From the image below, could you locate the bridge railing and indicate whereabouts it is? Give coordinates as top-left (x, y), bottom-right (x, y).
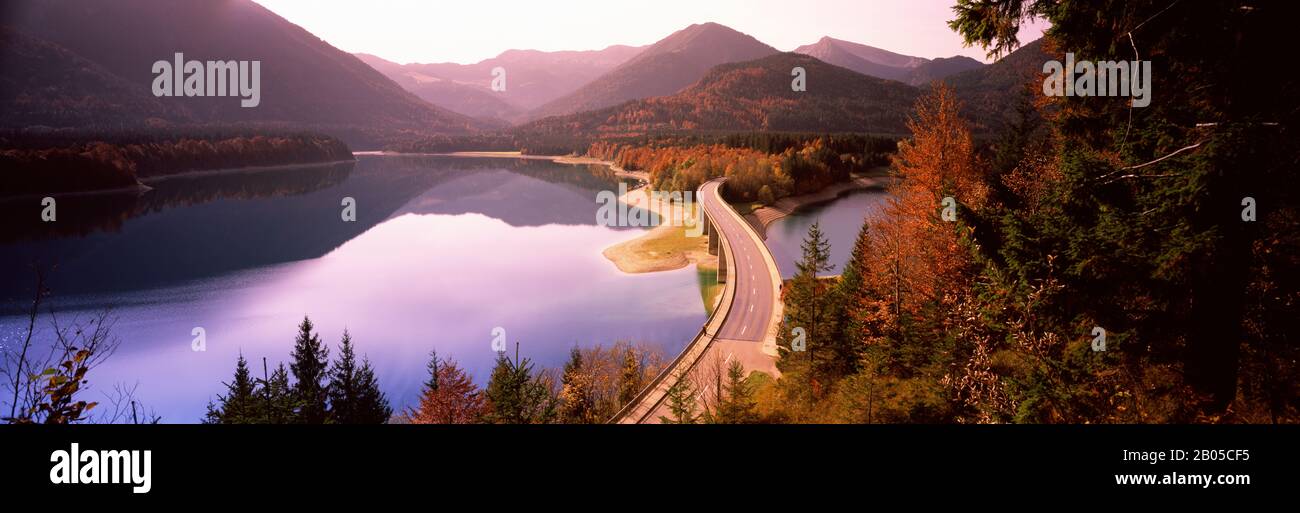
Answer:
top-left (608, 178), bottom-right (738, 424)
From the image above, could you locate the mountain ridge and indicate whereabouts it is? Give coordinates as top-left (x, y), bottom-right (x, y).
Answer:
top-left (527, 22), bottom-right (779, 120)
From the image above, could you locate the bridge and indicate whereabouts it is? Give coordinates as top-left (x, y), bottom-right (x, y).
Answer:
top-left (610, 178), bottom-right (782, 424)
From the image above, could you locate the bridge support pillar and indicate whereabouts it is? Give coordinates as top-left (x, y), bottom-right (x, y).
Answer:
top-left (716, 236), bottom-right (727, 284)
top-left (707, 220), bottom-right (719, 256)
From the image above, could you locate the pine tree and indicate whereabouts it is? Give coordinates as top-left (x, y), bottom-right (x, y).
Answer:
top-left (406, 351), bottom-right (485, 424)
top-left (484, 350), bottom-right (556, 424)
top-left (780, 222), bottom-right (835, 377)
top-left (327, 330), bottom-right (391, 424)
top-left (559, 347), bottom-right (595, 424)
top-left (204, 354), bottom-right (260, 424)
top-left (658, 373), bottom-right (699, 424)
top-left (827, 221), bottom-right (875, 376)
top-left (715, 360), bottom-right (757, 424)
top-left (289, 316), bottom-right (329, 423)
top-left (351, 357), bottom-right (391, 423)
top-left (260, 362), bottom-right (297, 424)
top-left (617, 347), bottom-right (643, 407)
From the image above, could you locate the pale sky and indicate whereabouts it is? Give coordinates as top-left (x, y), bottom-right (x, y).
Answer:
top-left (254, 0), bottom-right (1047, 65)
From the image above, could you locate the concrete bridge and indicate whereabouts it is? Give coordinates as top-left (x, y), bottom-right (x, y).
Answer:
top-left (610, 178), bottom-right (782, 424)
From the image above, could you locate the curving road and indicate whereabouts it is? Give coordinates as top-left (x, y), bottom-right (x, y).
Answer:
top-left (699, 180), bottom-right (774, 342)
top-left (611, 178), bottom-right (780, 424)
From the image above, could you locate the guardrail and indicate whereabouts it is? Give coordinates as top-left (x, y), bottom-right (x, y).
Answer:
top-left (608, 178), bottom-right (738, 424)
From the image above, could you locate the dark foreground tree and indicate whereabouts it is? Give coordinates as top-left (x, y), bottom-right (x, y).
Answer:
top-left (484, 350), bottom-right (556, 424)
top-left (204, 354), bottom-right (260, 424)
top-left (327, 330), bottom-right (391, 424)
top-left (289, 316), bottom-right (329, 423)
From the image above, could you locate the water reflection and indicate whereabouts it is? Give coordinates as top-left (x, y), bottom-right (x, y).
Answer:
top-left (0, 156), bottom-right (699, 422)
top-left (766, 190), bottom-right (890, 279)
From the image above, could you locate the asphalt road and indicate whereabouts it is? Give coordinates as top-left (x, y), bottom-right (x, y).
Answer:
top-left (699, 180), bottom-right (773, 342)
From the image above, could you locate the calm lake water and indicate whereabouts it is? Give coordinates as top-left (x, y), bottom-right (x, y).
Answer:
top-left (766, 190), bottom-right (890, 279)
top-left (0, 156), bottom-right (707, 422)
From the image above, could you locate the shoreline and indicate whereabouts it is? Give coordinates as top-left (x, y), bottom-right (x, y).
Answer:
top-left (744, 169), bottom-right (894, 238)
top-left (355, 150), bottom-right (647, 180)
top-left (0, 158), bottom-right (357, 203)
top-left (141, 158), bottom-right (357, 185)
top-left (600, 183), bottom-right (716, 274)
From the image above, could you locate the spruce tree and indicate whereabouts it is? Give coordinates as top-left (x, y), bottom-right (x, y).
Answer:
top-left (559, 347), bottom-right (595, 424)
top-left (715, 360), bottom-right (758, 424)
top-left (780, 222), bottom-right (835, 376)
top-left (658, 373), bottom-right (700, 424)
top-left (327, 329), bottom-right (392, 424)
top-left (260, 362), bottom-right (297, 424)
top-left (484, 350), bottom-right (556, 424)
top-left (289, 316), bottom-right (329, 423)
top-left (617, 347), bottom-right (643, 407)
top-left (204, 354), bottom-right (260, 424)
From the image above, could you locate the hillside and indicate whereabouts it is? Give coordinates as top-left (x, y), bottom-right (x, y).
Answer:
top-left (355, 53), bottom-right (520, 124)
top-left (0, 27), bottom-right (182, 128)
top-left (904, 55), bottom-right (984, 86)
top-left (794, 36), bottom-right (986, 87)
top-left (938, 39), bottom-right (1050, 132)
top-left (0, 0), bottom-right (479, 146)
top-left (402, 45), bottom-right (645, 114)
top-left (518, 53), bottom-right (918, 136)
top-left (793, 36), bottom-right (921, 82)
top-left (528, 23), bottom-right (778, 120)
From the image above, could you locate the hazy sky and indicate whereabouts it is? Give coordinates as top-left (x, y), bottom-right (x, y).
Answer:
top-left (254, 0), bottom-right (1047, 65)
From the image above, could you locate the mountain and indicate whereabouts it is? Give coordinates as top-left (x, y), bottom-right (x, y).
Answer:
top-left (0, 0), bottom-right (479, 146)
top-left (519, 53), bottom-right (918, 135)
top-left (375, 45), bottom-right (645, 119)
top-left (528, 23), bottom-right (779, 120)
top-left (794, 36), bottom-right (920, 82)
top-left (355, 53), bottom-right (521, 124)
top-left (938, 39), bottom-right (1050, 132)
top-left (904, 55), bottom-right (985, 86)
top-left (794, 36), bottom-right (985, 86)
top-left (0, 26), bottom-right (182, 127)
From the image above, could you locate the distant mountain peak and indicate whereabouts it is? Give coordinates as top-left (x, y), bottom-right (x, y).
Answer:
top-left (527, 22), bottom-right (778, 120)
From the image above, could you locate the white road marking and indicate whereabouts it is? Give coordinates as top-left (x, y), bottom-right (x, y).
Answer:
top-left (749, 304), bottom-right (754, 312)
top-left (740, 325), bottom-right (747, 336)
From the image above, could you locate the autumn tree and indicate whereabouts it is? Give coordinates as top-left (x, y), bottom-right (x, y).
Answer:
top-left (559, 347), bottom-right (597, 424)
top-left (406, 351), bottom-right (485, 424)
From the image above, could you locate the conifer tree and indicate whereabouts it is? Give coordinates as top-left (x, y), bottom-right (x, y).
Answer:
top-left (779, 222), bottom-right (836, 377)
top-left (658, 373), bottom-right (700, 424)
top-left (484, 350), bottom-right (556, 424)
top-left (203, 354), bottom-right (260, 424)
top-left (617, 347), bottom-right (643, 407)
top-left (715, 360), bottom-right (758, 424)
top-left (407, 351), bottom-right (485, 424)
top-left (289, 316), bottom-right (329, 423)
top-left (260, 362), bottom-right (297, 424)
top-left (327, 330), bottom-right (391, 424)
top-left (559, 347), bottom-right (596, 424)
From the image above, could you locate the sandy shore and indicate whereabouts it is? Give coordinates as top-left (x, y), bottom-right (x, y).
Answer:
top-left (600, 184), bottom-right (716, 274)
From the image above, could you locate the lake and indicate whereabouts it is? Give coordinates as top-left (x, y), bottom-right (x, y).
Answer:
top-left (765, 190), bottom-right (891, 279)
top-left (0, 155), bottom-right (708, 422)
